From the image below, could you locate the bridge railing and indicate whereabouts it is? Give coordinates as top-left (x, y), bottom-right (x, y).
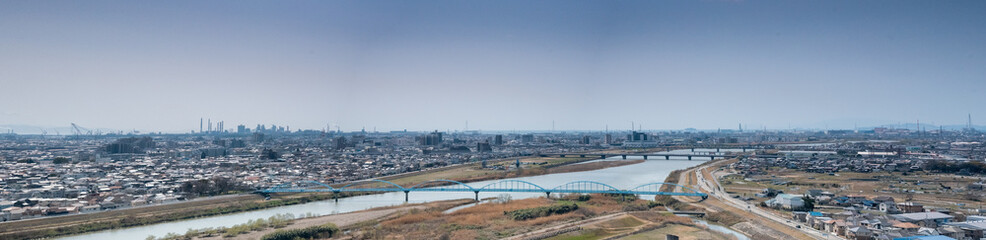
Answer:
top-left (258, 179), bottom-right (708, 199)
top-left (408, 179), bottom-right (477, 192)
top-left (477, 180), bottom-right (548, 193)
top-left (337, 179), bottom-right (405, 192)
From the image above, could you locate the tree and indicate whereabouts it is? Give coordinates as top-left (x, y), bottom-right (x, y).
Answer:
top-left (52, 157), bottom-right (71, 164)
top-left (802, 196), bottom-right (816, 212)
top-left (495, 193), bottom-right (512, 203)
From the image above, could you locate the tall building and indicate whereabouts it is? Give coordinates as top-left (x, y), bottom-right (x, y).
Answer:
top-left (418, 131), bottom-right (444, 145)
top-left (627, 131), bottom-right (648, 141)
top-left (335, 136), bottom-right (348, 149)
top-left (237, 125), bottom-right (248, 134)
top-left (624, 131), bottom-right (658, 148)
top-left (494, 135), bottom-right (504, 145)
top-left (582, 136), bottom-right (591, 144)
top-left (605, 134), bottom-right (612, 144)
top-left (520, 134), bottom-right (534, 143)
top-left (477, 142), bottom-right (492, 152)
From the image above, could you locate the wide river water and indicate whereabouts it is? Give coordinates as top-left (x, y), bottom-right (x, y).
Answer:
top-left (62, 149), bottom-right (741, 240)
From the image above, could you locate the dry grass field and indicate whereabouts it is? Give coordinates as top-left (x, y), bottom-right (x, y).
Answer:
top-left (343, 193), bottom-right (661, 240)
top-left (720, 167), bottom-right (985, 212)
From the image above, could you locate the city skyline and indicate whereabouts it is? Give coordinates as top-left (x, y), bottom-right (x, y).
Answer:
top-left (2, 117), bottom-right (984, 135)
top-left (2, 1), bottom-right (985, 133)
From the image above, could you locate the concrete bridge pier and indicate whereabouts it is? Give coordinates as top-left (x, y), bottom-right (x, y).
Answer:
top-left (580, 154), bottom-right (585, 158)
top-left (560, 155), bottom-right (566, 158)
top-left (622, 155), bottom-right (627, 159)
top-left (600, 155), bottom-right (606, 159)
top-left (546, 192), bottom-right (551, 199)
top-left (474, 191), bottom-right (480, 201)
top-left (716, 148), bottom-right (720, 152)
top-left (643, 155), bottom-right (648, 160)
top-left (710, 156), bottom-right (715, 160)
top-left (333, 191), bottom-right (339, 202)
top-left (404, 191), bottom-right (409, 202)
top-left (691, 148), bottom-right (694, 152)
top-left (665, 156), bottom-right (670, 160)
top-left (687, 156), bottom-right (692, 160)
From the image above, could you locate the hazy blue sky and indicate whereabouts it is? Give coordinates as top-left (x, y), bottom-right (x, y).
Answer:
top-left (1, 1), bottom-right (984, 133)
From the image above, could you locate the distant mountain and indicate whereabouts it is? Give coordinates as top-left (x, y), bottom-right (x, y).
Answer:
top-left (859, 123), bottom-right (986, 131)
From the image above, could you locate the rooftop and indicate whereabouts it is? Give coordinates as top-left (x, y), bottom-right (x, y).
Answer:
top-left (891, 212), bottom-right (954, 221)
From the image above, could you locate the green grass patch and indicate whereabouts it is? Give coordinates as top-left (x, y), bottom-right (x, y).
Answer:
top-left (260, 223), bottom-right (339, 240)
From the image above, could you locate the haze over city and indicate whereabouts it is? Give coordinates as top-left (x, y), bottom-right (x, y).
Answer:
top-left (5, 1), bottom-right (986, 240)
top-left (2, 0), bottom-right (985, 133)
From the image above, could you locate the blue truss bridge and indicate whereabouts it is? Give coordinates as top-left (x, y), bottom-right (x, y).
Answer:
top-left (257, 179), bottom-right (707, 202)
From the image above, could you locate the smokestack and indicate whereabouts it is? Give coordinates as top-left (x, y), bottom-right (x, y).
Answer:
top-left (200, 118), bottom-right (203, 133)
top-left (208, 118), bottom-right (212, 133)
top-left (969, 113), bottom-right (974, 130)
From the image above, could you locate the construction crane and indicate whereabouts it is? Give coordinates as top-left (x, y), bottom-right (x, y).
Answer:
top-left (71, 123), bottom-right (92, 135)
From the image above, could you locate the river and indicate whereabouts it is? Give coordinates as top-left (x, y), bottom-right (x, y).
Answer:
top-left (61, 149), bottom-right (740, 240)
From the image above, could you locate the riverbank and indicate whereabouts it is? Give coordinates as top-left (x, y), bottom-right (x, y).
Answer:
top-left (0, 193), bottom-right (336, 240)
top-left (0, 155), bottom-right (625, 240)
top-left (337, 193), bottom-right (671, 239)
top-left (63, 149), bottom-right (715, 240)
top-left (146, 198), bottom-right (476, 240)
top-left (673, 158), bottom-right (817, 240)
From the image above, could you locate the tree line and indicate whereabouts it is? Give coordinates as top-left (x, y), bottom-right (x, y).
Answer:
top-left (924, 160), bottom-right (986, 175)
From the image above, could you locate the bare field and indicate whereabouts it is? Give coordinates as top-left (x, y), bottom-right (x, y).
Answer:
top-left (721, 167), bottom-right (985, 212)
top-left (621, 223), bottom-right (734, 240)
top-left (343, 194), bottom-right (663, 240)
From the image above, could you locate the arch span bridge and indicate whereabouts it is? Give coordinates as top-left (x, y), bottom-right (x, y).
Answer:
top-left (257, 179), bottom-right (707, 202)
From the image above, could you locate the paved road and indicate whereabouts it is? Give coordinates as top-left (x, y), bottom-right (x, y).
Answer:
top-left (694, 165), bottom-right (843, 240)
